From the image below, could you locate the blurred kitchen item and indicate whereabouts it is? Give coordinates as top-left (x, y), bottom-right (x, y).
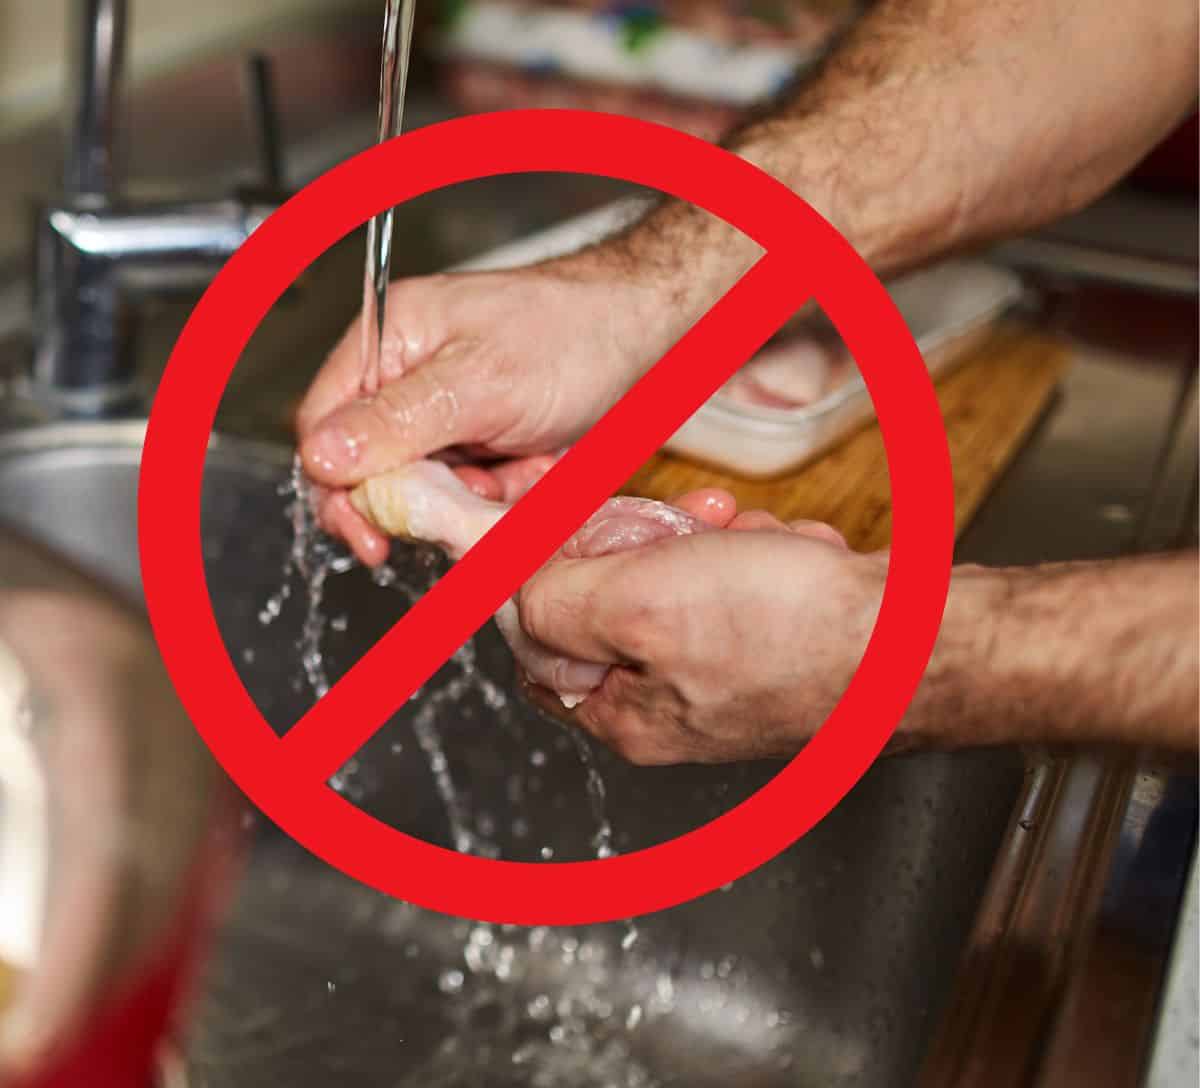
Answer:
top-left (431, 0), bottom-right (863, 140)
top-left (0, 524), bottom-right (235, 1088)
top-left (238, 52), bottom-right (288, 202)
top-left (629, 327), bottom-right (1073, 556)
top-left (456, 196), bottom-right (1025, 477)
top-left (0, 641), bottom-right (45, 984)
top-left (666, 259), bottom-right (1025, 477)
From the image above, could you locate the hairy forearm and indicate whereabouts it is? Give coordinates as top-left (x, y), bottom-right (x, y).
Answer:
top-left (911, 552), bottom-right (1199, 751)
top-left (584, 0), bottom-right (1198, 334)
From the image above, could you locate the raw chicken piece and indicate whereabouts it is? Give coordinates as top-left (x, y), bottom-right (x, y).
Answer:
top-left (720, 336), bottom-right (834, 410)
top-left (350, 461), bottom-right (713, 707)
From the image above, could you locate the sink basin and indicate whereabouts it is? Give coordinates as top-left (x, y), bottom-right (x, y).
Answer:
top-left (0, 421), bottom-right (1025, 1087)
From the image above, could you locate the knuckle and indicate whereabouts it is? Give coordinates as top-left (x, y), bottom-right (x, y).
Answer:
top-left (372, 384), bottom-right (417, 432)
top-left (372, 370), bottom-right (457, 437)
top-left (414, 368), bottom-right (461, 428)
top-left (517, 578), bottom-right (575, 648)
top-left (613, 593), bottom-right (672, 662)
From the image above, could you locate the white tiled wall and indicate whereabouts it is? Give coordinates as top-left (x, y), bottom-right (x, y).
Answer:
top-left (0, 0), bottom-right (367, 126)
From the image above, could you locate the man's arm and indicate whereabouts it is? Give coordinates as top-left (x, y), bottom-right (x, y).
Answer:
top-left (519, 509), bottom-right (1198, 763)
top-left (586, 0), bottom-right (1199, 331)
top-left (915, 552), bottom-right (1199, 752)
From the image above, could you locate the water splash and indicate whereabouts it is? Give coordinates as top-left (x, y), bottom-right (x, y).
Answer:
top-left (267, 455), bottom-right (356, 704)
top-left (409, 922), bottom-right (671, 1088)
top-left (256, 458), bottom-right (671, 1079)
top-left (568, 729), bottom-right (639, 950)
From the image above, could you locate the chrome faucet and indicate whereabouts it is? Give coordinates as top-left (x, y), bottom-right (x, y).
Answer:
top-left (31, 0), bottom-right (283, 416)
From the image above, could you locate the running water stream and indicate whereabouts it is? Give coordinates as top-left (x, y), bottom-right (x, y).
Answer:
top-left (360, 0), bottom-right (418, 397)
top-left (252, 2), bottom-right (647, 1074)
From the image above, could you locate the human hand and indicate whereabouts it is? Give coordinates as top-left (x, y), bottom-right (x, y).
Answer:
top-left (516, 501), bottom-right (885, 765)
top-left (295, 257), bottom-right (676, 565)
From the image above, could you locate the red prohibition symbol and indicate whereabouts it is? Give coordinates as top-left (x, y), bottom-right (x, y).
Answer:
top-left (139, 110), bottom-right (955, 926)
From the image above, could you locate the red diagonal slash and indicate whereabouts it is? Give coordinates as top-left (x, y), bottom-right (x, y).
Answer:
top-left (280, 253), bottom-right (809, 783)
top-left (140, 111), bottom-right (953, 923)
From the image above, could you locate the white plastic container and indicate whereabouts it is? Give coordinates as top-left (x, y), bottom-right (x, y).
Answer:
top-left (454, 199), bottom-right (1025, 477)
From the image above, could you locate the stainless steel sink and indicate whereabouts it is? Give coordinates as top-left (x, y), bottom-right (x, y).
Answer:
top-left (0, 421), bottom-right (1025, 1087)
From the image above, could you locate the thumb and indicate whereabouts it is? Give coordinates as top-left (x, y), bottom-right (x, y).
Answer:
top-left (296, 276), bottom-right (449, 438)
top-left (299, 342), bottom-right (507, 487)
top-left (517, 552), bottom-right (640, 667)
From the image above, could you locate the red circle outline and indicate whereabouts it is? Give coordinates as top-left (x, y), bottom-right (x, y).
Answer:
top-left (139, 111), bottom-right (954, 925)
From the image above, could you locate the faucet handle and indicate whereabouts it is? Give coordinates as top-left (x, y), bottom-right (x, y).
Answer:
top-left (238, 51), bottom-right (289, 204)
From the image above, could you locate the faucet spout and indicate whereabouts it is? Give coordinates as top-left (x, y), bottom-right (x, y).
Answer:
top-left (32, 199), bottom-right (274, 415)
top-left (65, 0), bottom-right (128, 202)
top-left (45, 202), bottom-right (275, 263)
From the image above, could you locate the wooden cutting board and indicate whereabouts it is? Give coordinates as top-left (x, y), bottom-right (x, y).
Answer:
top-left (624, 324), bottom-right (1073, 553)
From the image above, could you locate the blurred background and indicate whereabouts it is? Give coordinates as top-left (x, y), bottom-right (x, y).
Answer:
top-left (0, 0), bottom-right (1191, 424)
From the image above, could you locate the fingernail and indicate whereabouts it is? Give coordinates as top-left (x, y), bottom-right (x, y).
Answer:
top-left (555, 660), bottom-right (608, 698)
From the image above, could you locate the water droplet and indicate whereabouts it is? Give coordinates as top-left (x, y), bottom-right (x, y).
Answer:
top-left (512, 1042), bottom-right (537, 1065)
top-left (494, 945), bottom-right (516, 981)
top-left (372, 564), bottom-right (398, 587)
top-left (437, 969), bottom-right (465, 994)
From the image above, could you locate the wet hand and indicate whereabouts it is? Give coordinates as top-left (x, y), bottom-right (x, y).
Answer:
top-left (517, 503), bottom-right (886, 765)
top-left (295, 261), bottom-right (667, 565)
